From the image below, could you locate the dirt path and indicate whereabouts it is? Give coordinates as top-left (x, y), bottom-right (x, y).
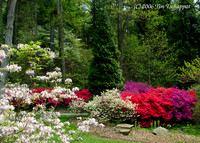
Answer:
top-left (70, 119), bottom-right (200, 143)
top-left (92, 125), bottom-right (200, 143)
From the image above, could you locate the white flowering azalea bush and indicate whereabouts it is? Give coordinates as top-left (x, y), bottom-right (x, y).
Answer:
top-left (0, 84), bottom-right (103, 142)
top-left (71, 89), bottom-right (138, 123)
top-left (0, 43), bottom-right (103, 142)
top-left (1, 42), bottom-right (56, 87)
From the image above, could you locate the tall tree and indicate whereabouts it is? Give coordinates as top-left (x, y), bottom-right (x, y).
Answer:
top-left (5, 0), bottom-right (17, 45)
top-left (34, 0), bottom-right (37, 41)
top-left (57, 0), bottom-right (66, 82)
top-left (122, 10), bottom-right (177, 87)
top-left (0, 0), bottom-right (3, 44)
top-left (13, 0), bottom-right (19, 45)
top-left (116, 0), bottom-right (136, 63)
top-left (88, 0), bottom-right (124, 95)
top-left (0, 0), bottom-right (17, 93)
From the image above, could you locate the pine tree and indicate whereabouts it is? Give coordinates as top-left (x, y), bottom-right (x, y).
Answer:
top-left (88, 0), bottom-right (124, 95)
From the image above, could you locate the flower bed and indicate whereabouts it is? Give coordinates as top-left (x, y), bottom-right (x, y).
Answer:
top-left (121, 84), bottom-right (196, 127)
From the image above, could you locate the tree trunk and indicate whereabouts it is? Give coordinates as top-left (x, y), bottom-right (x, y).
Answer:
top-left (57, 0), bottom-right (66, 82)
top-left (49, 14), bottom-right (55, 71)
top-left (117, 0), bottom-right (122, 63)
top-left (0, 0), bottom-right (17, 94)
top-left (117, 0), bottom-right (135, 66)
top-left (50, 16), bottom-right (55, 51)
top-left (5, 0), bottom-right (17, 46)
top-left (0, 0), bottom-right (3, 44)
top-left (13, 0), bottom-right (19, 45)
top-left (34, 0), bottom-right (37, 41)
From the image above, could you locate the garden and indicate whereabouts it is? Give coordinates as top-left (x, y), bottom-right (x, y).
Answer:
top-left (0, 43), bottom-right (200, 142)
top-left (0, 0), bottom-right (200, 143)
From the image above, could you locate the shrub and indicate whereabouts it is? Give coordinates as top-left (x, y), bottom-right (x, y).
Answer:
top-left (121, 87), bottom-right (173, 127)
top-left (189, 84), bottom-right (200, 99)
top-left (164, 87), bottom-right (196, 122)
top-left (84, 89), bottom-right (138, 123)
top-left (0, 84), bottom-right (103, 142)
top-left (7, 43), bottom-right (55, 87)
top-left (192, 99), bottom-right (200, 124)
top-left (75, 89), bottom-right (93, 102)
top-left (30, 88), bottom-right (93, 106)
top-left (121, 87), bottom-right (196, 127)
top-left (124, 81), bottom-right (153, 94)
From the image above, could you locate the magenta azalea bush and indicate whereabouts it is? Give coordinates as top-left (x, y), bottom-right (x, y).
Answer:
top-left (124, 81), bottom-right (153, 94)
top-left (164, 88), bottom-right (196, 121)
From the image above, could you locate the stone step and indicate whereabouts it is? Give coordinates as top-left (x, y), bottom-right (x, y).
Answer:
top-left (115, 124), bottom-right (133, 135)
top-left (118, 129), bottom-right (131, 135)
top-left (116, 124), bottom-right (134, 129)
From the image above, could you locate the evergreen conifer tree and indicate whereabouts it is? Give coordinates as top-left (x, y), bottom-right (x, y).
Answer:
top-left (88, 0), bottom-right (124, 95)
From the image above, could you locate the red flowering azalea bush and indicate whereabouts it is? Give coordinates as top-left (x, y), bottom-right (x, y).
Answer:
top-left (63, 89), bottom-right (93, 104)
top-left (75, 89), bottom-right (93, 102)
top-left (121, 86), bottom-right (196, 127)
top-left (121, 88), bottom-right (173, 127)
top-left (124, 81), bottom-right (153, 94)
top-left (31, 88), bottom-right (93, 105)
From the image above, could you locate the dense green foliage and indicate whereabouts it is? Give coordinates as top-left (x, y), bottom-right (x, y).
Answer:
top-left (1, 0), bottom-right (200, 90)
top-left (87, 0), bottom-right (124, 94)
top-left (7, 42), bottom-right (54, 87)
top-left (167, 0), bottom-right (200, 68)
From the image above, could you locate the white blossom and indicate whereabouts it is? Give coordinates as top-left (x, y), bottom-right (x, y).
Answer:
top-left (25, 70), bottom-right (34, 76)
top-left (17, 44), bottom-right (26, 49)
top-left (65, 78), bottom-right (72, 83)
top-left (49, 52), bottom-right (55, 59)
top-left (55, 67), bottom-right (61, 72)
top-left (72, 87), bottom-right (79, 92)
top-left (5, 64), bottom-right (22, 72)
top-left (0, 72), bottom-right (3, 77)
top-left (1, 44), bottom-right (9, 49)
top-left (0, 50), bottom-right (6, 62)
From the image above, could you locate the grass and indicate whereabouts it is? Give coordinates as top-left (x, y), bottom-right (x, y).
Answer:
top-left (80, 134), bottom-right (138, 143)
top-left (131, 122), bottom-right (200, 137)
top-left (50, 115), bottom-right (141, 143)
top-left (51, 115), bottom-right (200, 142)
top-left (169, 123), bottom-right (200, 136)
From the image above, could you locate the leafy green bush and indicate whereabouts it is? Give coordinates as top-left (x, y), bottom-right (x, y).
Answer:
top-left (192, 100), bottom-right (200, 125)
top-left (179, 57), bottom-right (200, 84)
top-left (7, 42), bottom-right (55, 87)
top-left (84, 89), bottom-right (138, 123)
top-left (189, 84), bottom-right (200, 99)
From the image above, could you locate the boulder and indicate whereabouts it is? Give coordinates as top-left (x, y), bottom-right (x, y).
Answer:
top-left (152, 127), bottom-right (169, 136)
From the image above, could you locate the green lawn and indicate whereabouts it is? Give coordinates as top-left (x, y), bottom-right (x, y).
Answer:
top-left (51, 115), bottom-right (200, 143)
top-left (49, 115), bottom-right (140, 143)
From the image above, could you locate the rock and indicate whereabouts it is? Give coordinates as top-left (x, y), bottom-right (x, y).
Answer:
top-left (115, 124), bottom-right (133, 135)
top-left (116, 124), bottom-right (134, 129)
top-left (118, 129), bottom-right (131, 135)
top-left (152, 127), bottom-right (169, 136)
